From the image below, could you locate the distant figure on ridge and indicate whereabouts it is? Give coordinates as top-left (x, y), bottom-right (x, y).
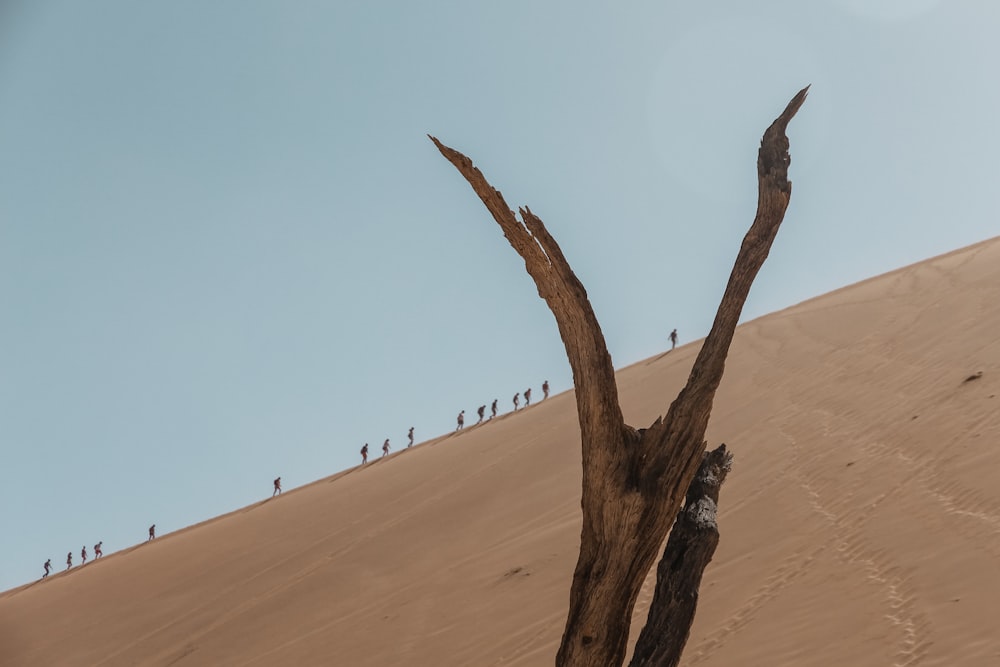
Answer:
top-left (669, 328), bottom-right (678, 350)
top-left (524, 387), bottom-right (532, 406)
top-left (94, 541), bottom-right (103, 559)
top-left (542, 380), bottom-right (549, 400)
top-left (43, 559), bottom-right (51, 578)
top-left (490, 399), bottom-right (498, 420)
top-left (148, 524), bottom-right (156, 541)
top-left (361, 443), bottom-right (369, 464)
top-left (80, 546), bottom-right (87, 565)
top-left (408, 427), bottom-right (414, 448)
top-left (476, 405), bottom-right (486, 424)
top-left (66, 552), bottom-right (72, 570)
top-left (382, 439), bottom-right (390, 457)
top-left (456, 410), bottom-right (465, 431)
top-left (513, 393), bottom-right (520, 411)
top-left (273, 477), bottom-right (282, 497)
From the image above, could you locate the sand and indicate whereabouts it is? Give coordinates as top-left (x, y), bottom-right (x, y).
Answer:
top-left (2, 237), bottom-right (999, 666)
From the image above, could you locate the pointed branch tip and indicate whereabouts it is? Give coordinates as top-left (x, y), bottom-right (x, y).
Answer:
top-left (779, 86), bottom-right (810, 126)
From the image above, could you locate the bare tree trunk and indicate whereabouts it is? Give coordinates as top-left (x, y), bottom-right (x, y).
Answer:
top-left (431, 86), bottom-right (807, 667)
top-left (629, 444), bottom-right (733, 667)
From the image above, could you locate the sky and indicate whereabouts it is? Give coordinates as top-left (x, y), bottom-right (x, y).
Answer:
top-left (1, 0), bottom-right (998, 591)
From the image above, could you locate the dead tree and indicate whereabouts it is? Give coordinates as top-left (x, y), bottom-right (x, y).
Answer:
top-left (431, 86), bottom-right (807, 667)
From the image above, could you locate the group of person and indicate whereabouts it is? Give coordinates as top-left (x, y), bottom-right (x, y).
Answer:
top-left (43, 541), bottom-right (104, 578)
top-left (36, 334), bottom-right (678, 582)
top-left (43, 523), bottom-right (159, 579)
top-left (40, 376), bottom-right (566, 578)
top-left (456, 380), bottom-right (549, 432)
top-left (356, 380), bottom-right (552, 465)
top-left (359, 426), bottom-right (415, 464)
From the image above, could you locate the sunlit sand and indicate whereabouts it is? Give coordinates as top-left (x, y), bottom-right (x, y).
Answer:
top-left (2, 238), bottom-right (999, 666)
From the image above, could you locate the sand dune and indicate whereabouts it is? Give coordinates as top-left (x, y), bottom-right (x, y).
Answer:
top-left (3, 237), bottom-right (999, 666)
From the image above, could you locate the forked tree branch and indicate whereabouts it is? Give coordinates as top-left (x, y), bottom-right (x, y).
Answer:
top-left (641, 86), bottom-right (808, 479)
top-left (429, 136), bottom-right (630, 470)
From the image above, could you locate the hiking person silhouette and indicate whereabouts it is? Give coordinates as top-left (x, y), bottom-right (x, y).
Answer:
top-left (273, 477), bottom-right (282, 497)
top-left (490, 399), bottom-right (498, 419)
top-left (382, 439), bottom-right (390, 457)
top-left (66, 552), bottom-right (72, 570)
top-left (669, 328), bottom-right (678, 350)
top-left (94, 542), bottom-right (103, 559)
top-left (43, 559), bottom-right (51, 578)
top-left (456, 410), bottom-right (465, 431)
top-left (524, 388), bottom-right (532, 406)
top-left (148, 524), bottom-right (156, 541)
top-left (542, 380), bottom-right (549, 400)
top-left (81, 546), bottom-right (87, 565)
top-left (361, 443), bottom-right (369, 464)
top-left (513, 393), bottom-right (520, 411)
top-left (408, 427), bottom-right (414, 448)
top-left (477, 405), bottom-right (485, 424)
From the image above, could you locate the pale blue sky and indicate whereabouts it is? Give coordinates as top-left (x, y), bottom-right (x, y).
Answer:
top-left (2, 0), bottom-right (997, 590)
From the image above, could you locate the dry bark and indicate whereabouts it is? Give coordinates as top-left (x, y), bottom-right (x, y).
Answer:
top-left (628, 444), bottom-right (733, 667)
top-left (430, 85), bottom-right (807, 667)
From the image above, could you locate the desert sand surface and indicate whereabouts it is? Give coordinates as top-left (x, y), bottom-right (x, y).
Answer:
top-left (3, 237), bottom-right (1000, 666)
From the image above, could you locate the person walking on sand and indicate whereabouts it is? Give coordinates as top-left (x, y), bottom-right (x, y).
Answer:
top-left (66, 552), bottom-right (72, 570)
top-left (542, 380), bottom-right (549, 400)
top-left (43, 559), bottom-right (52, 578)
top-left (361, 443), bottom-right (369, 464)
top-left (148, 524), bottom-right (156, 541)
top-left (491, 399), bottom-right (498, 419)
top-left (513, 392), bottom-right (520, 411)
top-left (669, 328), bottom-right (678, 350)
top-left (456, 410), bottom-right (465, 431)
top-left (524, 387), bottom-right (532, 406)
top-left (408, 427), bottom-right (414, 448)
top-left (382, 439), bottom-right (390, 457)
top-left (81, 546), bottom-right (88, 565)
top-left (94, 542), bottom-right (103, 559)
top-left (477, 405), bottom-right (486, 424)
top-left (273, 477), bottom-right (282, 497)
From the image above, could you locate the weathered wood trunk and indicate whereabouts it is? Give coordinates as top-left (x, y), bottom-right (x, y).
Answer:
top-left (629, 444), bottom-right (733, 667)
top-left (431, 85), bottom-right (807, 667)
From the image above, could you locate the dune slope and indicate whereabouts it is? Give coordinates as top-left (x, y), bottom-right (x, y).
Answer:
top-left (2, 238), bottom-right (1000, 666)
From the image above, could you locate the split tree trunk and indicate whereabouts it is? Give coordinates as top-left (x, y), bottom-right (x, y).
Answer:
top-left (629, 444), bottom-right (733, 667)
top-left (431, 86), bottom-right (807, 667)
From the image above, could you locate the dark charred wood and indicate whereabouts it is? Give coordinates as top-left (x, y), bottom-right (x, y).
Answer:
top-left (629, 444), bottom-right (733, 667)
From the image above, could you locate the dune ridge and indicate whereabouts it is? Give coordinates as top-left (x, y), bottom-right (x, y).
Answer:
top-left (2, 237), bottom-right (999, 666)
